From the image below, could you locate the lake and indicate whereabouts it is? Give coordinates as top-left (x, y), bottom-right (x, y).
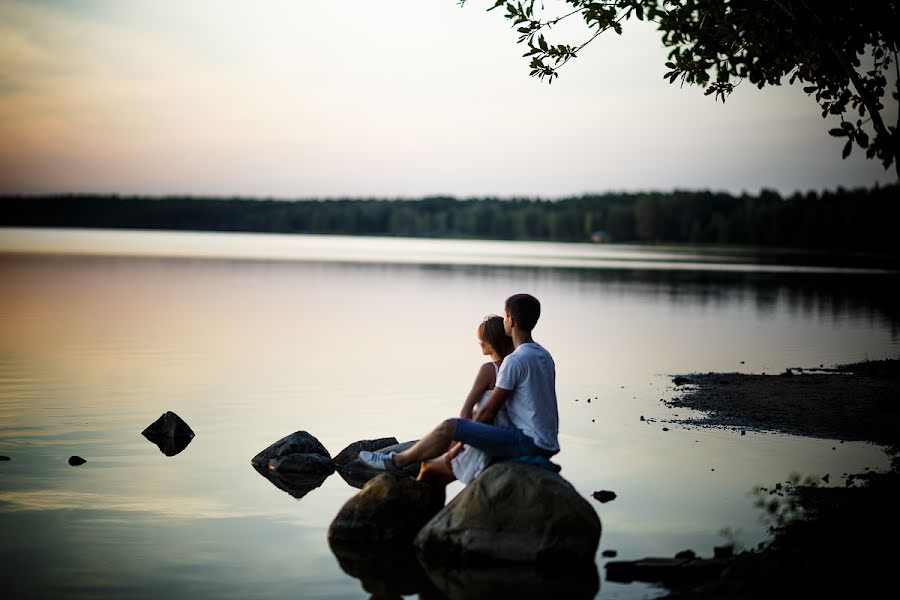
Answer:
top-left (0, 228), bottom-right (897, 599)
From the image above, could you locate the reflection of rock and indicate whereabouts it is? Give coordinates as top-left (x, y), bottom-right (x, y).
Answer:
top-left (415, 461), bottom-right (601, 563)
top-left (328, 473), bottom-right (445, 546)
top-left (328, 537), bottom-right (441, 599)
top-left (251, 430), bottom-right (335, 475)
top-left (337, 440), bottom-right (419, 489)
top-left (421, 561), bottom-right (600, 600)
top-left (333, 437), bottom-right (399, 467)
top-left (142, 411), bottom-right (195, 439)
top-left (142, 433), bottom-right (193, 456)
top-left (68, 456), bottom-right (86, 466)
top-left (252, 464), bottom-right (331, 500)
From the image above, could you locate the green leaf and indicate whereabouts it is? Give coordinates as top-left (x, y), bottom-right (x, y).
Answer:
top-left (539, 36), bottom-right (548, 51)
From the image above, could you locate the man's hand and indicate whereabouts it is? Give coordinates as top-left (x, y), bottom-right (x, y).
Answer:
top-left (475, 386), bottom-right (513, 423)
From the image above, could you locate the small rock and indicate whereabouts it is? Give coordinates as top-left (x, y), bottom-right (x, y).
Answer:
top-left (822, 474), bottom-right (830, 483)
top-left (338, 440), bottom-right (419, 488)
top-left (640, 416), bottom-right (645, 421)
top-left (0, 456), bottom-right (10, 461)
top-left (333, 437), bottom-right (398, 467)
top-left (251, 430), bottom-right (333, 472)
top-left (587, 398), bottom-right (591, 403)
top-left (711, 468), bottom-right (715, 472)
top-left (662, 427), bottom-right (669, 432)
top-left (68, 456), bottom-right (86, 466)
top-left (740, 361), bottom-right (745, 364)
top-left (142, 411), bottom-right (195, 439)
top-left (740, 430), bottom-right (746, 436)
top-left (591, 419), bottom-right (595, 423)
top-left (674, 549), bottom-right (696, 560)
top-left (602, 549), bottom-right (618, 558)
top-left (592, 490), bottom-right (617, 503)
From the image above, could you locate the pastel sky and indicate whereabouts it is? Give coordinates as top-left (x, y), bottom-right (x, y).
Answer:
top-left (0, 0), bottom-right (896, 198)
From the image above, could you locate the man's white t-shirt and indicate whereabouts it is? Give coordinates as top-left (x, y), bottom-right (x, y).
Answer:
top-left (495, 342), bottom-right (560, 453)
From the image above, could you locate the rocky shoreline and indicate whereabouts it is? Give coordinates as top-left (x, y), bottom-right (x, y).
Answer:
top-left (657, 359), bottom-right (900, 598)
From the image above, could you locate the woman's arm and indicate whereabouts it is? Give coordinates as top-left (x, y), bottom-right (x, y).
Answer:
top-left (459, 362), bottom-right (495, 419)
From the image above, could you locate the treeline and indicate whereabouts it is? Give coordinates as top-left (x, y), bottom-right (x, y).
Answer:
top-left (2, 185), bottom-right (897, 251)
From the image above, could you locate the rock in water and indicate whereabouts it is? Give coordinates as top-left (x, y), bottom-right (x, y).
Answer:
top-left (141, 411), bottom-right (195, 439)
top-left (68, 456), bottom-right (87, 466)
top-left (592, 490), bottom-right (617, 503)
top-left (250, 430), bottom-right (334, 474)
top-left (0, 456), bottom-right (11, 461)
top-left (338, 440), bottom-right (419, 488)
top-left (415, 461), bottom-right (601, 564)
top-left (333, 437), bottom-right (399, 467)
top-left (328, 473), bottom-right (445, 548)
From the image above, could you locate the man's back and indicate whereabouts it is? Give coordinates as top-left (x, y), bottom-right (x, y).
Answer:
top-left (495, 342), bottom-right (559, 453)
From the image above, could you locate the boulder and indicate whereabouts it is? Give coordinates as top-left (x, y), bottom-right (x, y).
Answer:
top-left (338, 440), bottom-right (419, 489)
top-left (141, 411), bottom-right (195, 439)
top-left (250, 430), bottom-right (335, 475)
top-left (328, 472), bottom-right (445, 548)
top-left (415, 461), bottom-right (601, 564)
top-left (333, 437), bottom-right (399, 467)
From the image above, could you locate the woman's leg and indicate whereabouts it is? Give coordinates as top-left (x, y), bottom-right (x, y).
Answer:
top-left (417, 453), bottom-right (456, 487)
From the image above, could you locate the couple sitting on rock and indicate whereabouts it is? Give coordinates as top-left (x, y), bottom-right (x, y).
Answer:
top-left (360, 293), bottom-right (559, 486)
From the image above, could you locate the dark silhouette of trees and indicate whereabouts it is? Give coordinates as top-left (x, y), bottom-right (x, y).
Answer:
top-left (2, 184), bottom-right (897, 253)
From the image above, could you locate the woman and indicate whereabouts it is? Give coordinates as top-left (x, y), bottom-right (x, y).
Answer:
top-left (418, 315), bottom-right (514, 485)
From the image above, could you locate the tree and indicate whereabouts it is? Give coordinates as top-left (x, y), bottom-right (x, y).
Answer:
top-left (461, 1), bottom-right (899, 176)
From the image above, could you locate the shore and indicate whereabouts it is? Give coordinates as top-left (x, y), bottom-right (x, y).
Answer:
top-left (667, 359), bottom-right (900, 446)
top-left (659, 359), bottom-right (900, 598)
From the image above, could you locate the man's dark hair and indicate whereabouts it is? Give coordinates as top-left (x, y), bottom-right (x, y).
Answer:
top-left (505, 293), bottom-right (541, 331)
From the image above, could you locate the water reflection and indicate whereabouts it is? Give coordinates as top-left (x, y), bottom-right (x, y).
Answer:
top-left (420, 559), bottom-right (600, 600)
top-left (252, 464), bottom-right (334, 500)
top-left (142, 431), bottom-right (193, 456)
top-left (329, 540), bottom-right (443, 599)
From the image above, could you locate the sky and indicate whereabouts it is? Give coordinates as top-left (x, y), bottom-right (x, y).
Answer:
top-left (0, 0), bottom-right (897, 198)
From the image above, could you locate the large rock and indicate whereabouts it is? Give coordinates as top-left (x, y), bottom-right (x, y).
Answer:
top-left (250, 430), bottom-right (335, 474)
top-left (333, 437), bottom-right (399, 467)
top-left (328, 472), bottom-right (445, 548)
top-left (415, 461), bottom-right (601, 564)
top-left (338, 440), bottom-right (419, 488)
top-left (142, 411), bottom-right (195, 439)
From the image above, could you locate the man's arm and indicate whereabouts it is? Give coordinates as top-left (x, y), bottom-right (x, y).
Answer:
top-left (474, 386), bottom-right (513, 424)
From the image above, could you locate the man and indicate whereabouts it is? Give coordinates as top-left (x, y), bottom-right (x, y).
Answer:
top-left (359, 293), bottom-right (559, 481)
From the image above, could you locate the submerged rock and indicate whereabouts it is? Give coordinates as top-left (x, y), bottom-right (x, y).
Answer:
top-left (251, 430), bottom-right (335, 474)
top-left (605, 556), bottom-right (727, 585)
top-left (328, 472), bottom-right (445, 547)
top-left (333, 437), bottom-right (399, 467)
top-left (338, 440), bottom-right (419, 488)
top-left (415, 461), bottom-right (601, 564)
top-left (68, 456), bottom-right (87, 466)
top-left (142, 411), bottom-right (195, 439)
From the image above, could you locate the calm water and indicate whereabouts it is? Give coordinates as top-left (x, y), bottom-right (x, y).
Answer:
top-left (1, 229), bottom-right (897, 599)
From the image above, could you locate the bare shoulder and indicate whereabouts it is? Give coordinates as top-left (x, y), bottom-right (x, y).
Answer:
top-left (478, 361), bottom-right (498, 387)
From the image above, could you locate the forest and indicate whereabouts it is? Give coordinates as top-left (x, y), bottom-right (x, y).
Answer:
top-left (2, 184), bottom-right (897, 252)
